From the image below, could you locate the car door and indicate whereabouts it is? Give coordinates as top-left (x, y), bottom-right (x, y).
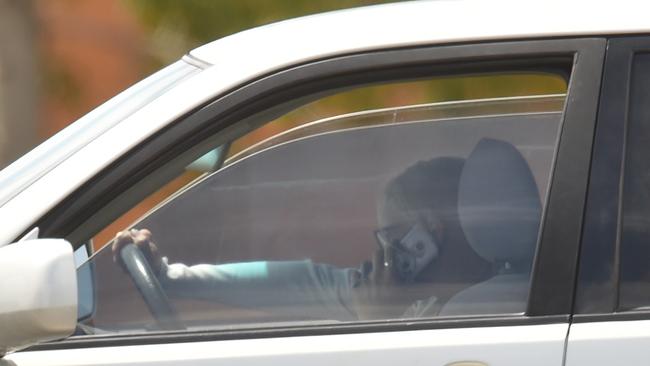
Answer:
top-left (566, 36), bottom-right (650, 365)
top-left (6, 39), bottom-right (603, 366)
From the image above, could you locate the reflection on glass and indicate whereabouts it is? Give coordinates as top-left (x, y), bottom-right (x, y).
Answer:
top-left (78, 71), bottom-right (567, 335)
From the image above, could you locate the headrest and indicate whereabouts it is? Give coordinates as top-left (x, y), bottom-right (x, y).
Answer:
top-left (458, 138), bottom-right (541, 265)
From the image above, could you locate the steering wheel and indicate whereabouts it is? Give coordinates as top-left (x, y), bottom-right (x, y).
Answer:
top-left (119, 243), bottom-right (184, 331)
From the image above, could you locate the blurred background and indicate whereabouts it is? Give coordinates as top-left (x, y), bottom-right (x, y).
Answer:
top-left (0, 0), bottom-right (399, 169)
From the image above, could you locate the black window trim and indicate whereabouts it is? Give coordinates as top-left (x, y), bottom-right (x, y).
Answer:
top-left (575, 35), bottom-right (650, 322)
top-left (29, 38), bottom-right (605, 349)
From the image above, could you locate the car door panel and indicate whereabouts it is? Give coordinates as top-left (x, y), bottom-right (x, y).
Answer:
top-left (566, 321), bottom-right (650, 365)
top-left (566, 36), bottom-right (650, 365)
top-left (6, 324), bottom-right (567, 366)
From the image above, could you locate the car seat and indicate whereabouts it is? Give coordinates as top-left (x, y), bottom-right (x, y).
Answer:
top-left (438, 138), bottom-right (541, 316)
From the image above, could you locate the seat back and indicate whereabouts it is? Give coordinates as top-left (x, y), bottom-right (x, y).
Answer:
top-left (439, 138), bottom-right (541, 316)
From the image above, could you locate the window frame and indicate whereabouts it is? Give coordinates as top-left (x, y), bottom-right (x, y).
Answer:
top-left (575, 35), bottom-right (650, 322)
top-left (30, 38), bottom-right (605, 349)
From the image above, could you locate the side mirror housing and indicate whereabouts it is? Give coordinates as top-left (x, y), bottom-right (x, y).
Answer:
top-left (0, 239), bottom-right (77, 356)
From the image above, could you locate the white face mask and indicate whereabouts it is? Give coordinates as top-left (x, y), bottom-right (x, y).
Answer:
top-left (375, 222), bottom-right (439, 282)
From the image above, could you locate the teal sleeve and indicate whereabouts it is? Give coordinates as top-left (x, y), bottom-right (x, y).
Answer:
top-left (159, 258), bottom-right (358, 321)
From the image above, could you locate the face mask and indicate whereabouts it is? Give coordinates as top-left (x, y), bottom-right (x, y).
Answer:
top-left (375, 222), bottom-right (440, 282)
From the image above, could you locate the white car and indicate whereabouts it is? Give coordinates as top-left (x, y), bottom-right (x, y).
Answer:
top-left (2, 1), bottom-right (650, 365)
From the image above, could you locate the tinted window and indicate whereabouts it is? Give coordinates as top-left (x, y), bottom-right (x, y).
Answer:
top-left (77, 72), bottom-right (566, 335)
top-left (619, 53), bottom-right (650, 310)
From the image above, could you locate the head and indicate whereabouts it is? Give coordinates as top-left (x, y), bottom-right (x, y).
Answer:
top-left (352, 156), bottom-right (492, 319)
top-left (376, 157), bottom-right (465, 283)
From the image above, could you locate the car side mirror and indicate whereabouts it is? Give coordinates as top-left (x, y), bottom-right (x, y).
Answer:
top-left (0, 239), bottom-right (77, 357)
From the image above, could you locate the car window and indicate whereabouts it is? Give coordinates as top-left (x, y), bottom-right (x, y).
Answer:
top-left (90, 74), bottom-right (565, 251)
top-left (76, 70), bottom-right (567, 335)
top-left (617, 52), bottom-right (650, 311)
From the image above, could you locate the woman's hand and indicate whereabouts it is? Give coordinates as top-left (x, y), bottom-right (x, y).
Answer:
top-left (112, 228), bottom-right (163, 274)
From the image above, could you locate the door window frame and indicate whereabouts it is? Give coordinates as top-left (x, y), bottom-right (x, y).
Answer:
top-left (575, 36), bottom-right (650, 322)
top-left (30, 38), bottom-right (605, 349)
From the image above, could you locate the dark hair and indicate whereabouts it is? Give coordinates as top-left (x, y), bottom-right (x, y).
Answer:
top-left (378, 157), bottom-right (465, 229)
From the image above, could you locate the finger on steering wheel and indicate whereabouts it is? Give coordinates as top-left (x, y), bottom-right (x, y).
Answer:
top-left (132, 229), bottom-right (162, 274)
top-left (112, 230), bottom-right (135, 267)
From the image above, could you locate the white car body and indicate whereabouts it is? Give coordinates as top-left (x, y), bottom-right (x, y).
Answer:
top-left (1, 1), bottom-right (649, 365)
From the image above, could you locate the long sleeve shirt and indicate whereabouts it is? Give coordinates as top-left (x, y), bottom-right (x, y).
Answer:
top-left (158, 258), bottom-right (439, 321)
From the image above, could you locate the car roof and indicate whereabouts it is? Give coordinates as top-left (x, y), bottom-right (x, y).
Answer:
top-left (190, 0), bottom-right (650, 68)
top-left (1, 1), bottom-right (646, 232)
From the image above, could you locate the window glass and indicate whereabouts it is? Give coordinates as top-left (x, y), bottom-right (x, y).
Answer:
top-left (77, 71), bottom-right (566, 335)
top-left (619, 53), bottom-right (650, 310)
top-left (90, 74), bottom-right (565, 253)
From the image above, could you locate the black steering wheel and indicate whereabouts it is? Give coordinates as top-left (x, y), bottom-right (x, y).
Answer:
top-left (119, 243), bottom-right (184, 331)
